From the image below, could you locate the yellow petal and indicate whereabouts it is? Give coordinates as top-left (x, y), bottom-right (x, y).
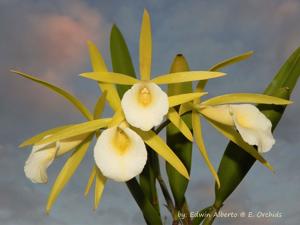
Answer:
top-left (46, 135), bottom-right (93, 213)
top-left (179, 102), bottom-right (193, 115)
top-left (201, 93), bottom-right (292, 106)
top-left (108, 108), bottom-right (125, 127)
top-left (36, 118), bottom-right (111, 145)
top-left (80, 72), bottom-right (139, 85)
top-left (169, 92), bottom-right (207, 107)
top-left (167, 108), bottom-right (193, 141)
top-left (134, 129), bottom-right (189, 179)
top-left (198, 105), bottom-right (234, 126)
top-left (139, 9), bottom-right (152, 81)
top-left (19, 125), bottom-right (72, 148)
top-left (192, 111), bottom-right (220, 188)
top-left (205, 117), bottom-right (273, 171)
top-left (94, 168), bottom-right (107, 210)
top-left (84, 166), bottom-right (96, 197)
top-left (210, 51), bottom-right (254, 71)
top-left (93, 92), bottom-right (107, 119)
top-left (152, 71), bottom-right (225, 84)
top-left (196, 51), bottom-right (254, 92)
top-left (87, 41), bottom-right (121, 111)
top-left (11, 70), bottom-right (93, 120)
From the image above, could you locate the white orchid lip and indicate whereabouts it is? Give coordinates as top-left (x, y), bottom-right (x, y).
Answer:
top-left (24, 141), bottom-right (57, 184)
top-left (24, 135), bottom-right (87, 184)
top-left (200, 104), bottom-right (275, 153)
top-left (230, 104), bottom-right (275, 153)
top-left (94, 126), bottom-right (147, 182)
top-left (121, 81), bottom-right (169, 131)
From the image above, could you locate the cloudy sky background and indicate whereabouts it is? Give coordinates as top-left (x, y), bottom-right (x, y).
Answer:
top-left (1, 0), bottom-right (300, 224)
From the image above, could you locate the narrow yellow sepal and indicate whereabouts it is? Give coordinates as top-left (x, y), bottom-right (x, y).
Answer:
top-left (46, 135), bottom-right (93, 214)
top-left (93, 92), bottom-right (107, 119)
top-left (179, 102), bottom-right (193, 116)
top-left (19, 125), bottom-right (72, 148)
top-left (36, 118), bottom-right (111, 145)
top-left (169, 92), bottom-right (207, 107)
top-left (196, 51), bottom-right (254, 92)
top-left (206, 117), bottom-right (273, 171)
top-left (108, 108), bottom-right (125, 127)
top-left (201, 93), bottom-right (292, 106)
top-left (80, 72), bottom-right (139, 85)
top-left (210, 51), bottom-right (254, 71)
top-left (84, 166), bottom-right (97, 197)
top-left (192, 111), bottom-right (220, 188)
top-left (87, 41), bottom-right (121, 111)
top-left (11, 70), bottom-right (93, 120)
top-left (139, 9), bottom-right (152, 81)
top-left (152, 71), bottom-right (225, 84)
top-left (94, 168), bottom-right (107, 210)
top-left (134, 129), bottom-right (190, 179)
top-left (167, 108), bottom-right (193, 141)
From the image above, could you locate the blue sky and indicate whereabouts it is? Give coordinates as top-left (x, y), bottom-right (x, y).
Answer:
top-left (0, 0), bottom-right (300, 224)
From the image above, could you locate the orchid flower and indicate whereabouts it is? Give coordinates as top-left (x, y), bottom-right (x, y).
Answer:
top-left (80, 10), bottom-right (225, 132)
top-left (178, 92), bottom-right (292, 187)
top-left (199, 104), bottom-right (275, 153)
top-left (94, 122), bottom-right (147, 182)
top-left (25, 134), bottom-right (88, 183)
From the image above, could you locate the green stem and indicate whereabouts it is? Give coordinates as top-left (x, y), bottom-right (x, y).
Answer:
top-left (126, 178), bottom-right (163, 225)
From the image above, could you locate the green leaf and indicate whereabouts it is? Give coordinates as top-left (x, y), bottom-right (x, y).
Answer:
top-left (11, 70), bottom-right (93, 120)
top-left (166, 54), bottom-right (193, 209)
top-left (110, 25), bottom-right (136, 97)
top-left (46, 135), bottom-right (93, 213)
top-left (36, 118), bottom-right (111, 145)
top-left (201, 93), bottom-right (292, 106)
top-left (126, 178), bottom-right (163, 225)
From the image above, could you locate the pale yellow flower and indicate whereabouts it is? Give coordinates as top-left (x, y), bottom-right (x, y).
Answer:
top-left (200, 104), bottom-right (275, 153)
top-left (25, 135), bottom-right (87, 183)
top-left (94, 125), bottom-right (147, 182)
